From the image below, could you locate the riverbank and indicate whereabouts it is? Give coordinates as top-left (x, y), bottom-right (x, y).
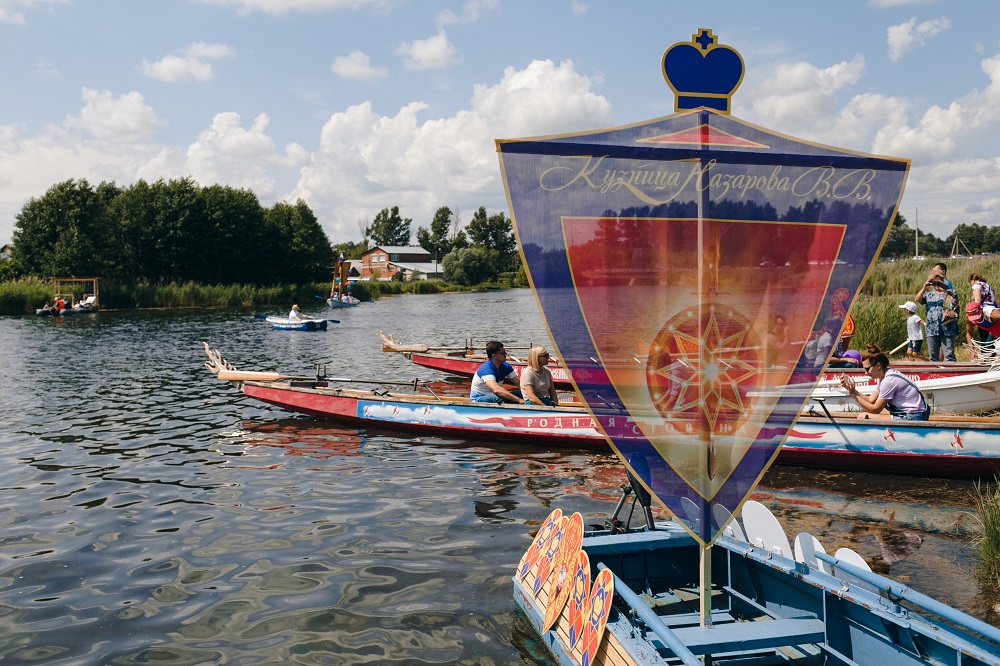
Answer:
top-left (0, 276), bottom-right (506, 315)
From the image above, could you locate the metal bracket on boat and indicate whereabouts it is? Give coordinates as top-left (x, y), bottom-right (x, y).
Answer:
top-left (316, 364), bottom-right (327, 381)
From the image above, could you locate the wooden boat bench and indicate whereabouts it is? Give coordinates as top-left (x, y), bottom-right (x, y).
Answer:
top-left (669, 617), bottom-right (825, 655)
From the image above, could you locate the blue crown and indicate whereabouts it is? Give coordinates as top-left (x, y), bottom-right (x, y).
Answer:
top-left (661, 28), bottom-right (745, 114)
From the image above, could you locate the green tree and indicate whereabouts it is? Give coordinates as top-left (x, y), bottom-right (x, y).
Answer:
top-left (366, 206), bottom-right (412, 246)
top-left (198, 185), bottom-right (268, 284)
top-left (333, 240), bottom-right (368, 259)
top-left (442, 246), bottom-right (498, 285)
top-left (264, 200), bottom-right (335, 284)
top-left (465, 207), bottom-right (516, 270)
top-left (416, 206), bottom-right (456, 262)
top-left (12, 179), bottom-right (114, 278)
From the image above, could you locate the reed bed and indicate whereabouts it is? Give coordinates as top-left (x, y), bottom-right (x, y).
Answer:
top-left (973, 481), bottom-right (1000, 588)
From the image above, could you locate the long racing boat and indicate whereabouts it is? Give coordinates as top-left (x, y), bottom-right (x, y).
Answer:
top-left (204, 344), bottom-right (1000, 477)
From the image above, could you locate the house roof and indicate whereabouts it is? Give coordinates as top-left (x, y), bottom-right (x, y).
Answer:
top-left (391, 262), bottom-right (443, 274)
top-left (364, 245), bottom-right (430, 256)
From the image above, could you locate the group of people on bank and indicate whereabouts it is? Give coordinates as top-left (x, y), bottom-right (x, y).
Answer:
top-left (900, 262), bottom-right (1000, 360)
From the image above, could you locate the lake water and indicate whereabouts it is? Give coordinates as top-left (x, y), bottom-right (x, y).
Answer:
top-left (0, 289), bottom-right (995, 664)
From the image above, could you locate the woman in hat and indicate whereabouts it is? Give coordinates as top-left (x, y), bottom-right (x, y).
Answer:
top-left (839, 344), bottom-right (930, 420)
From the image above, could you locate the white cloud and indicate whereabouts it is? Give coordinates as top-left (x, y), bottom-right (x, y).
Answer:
top-left (193, 0), bottom-right (380, 15)
top-left (0, 0), bottom-right (68, 25)
top-left (140, 42), bottom-right (235, 83)
top-left (742, 55), bottom-right (866, 139)
top-left (185, 112), bottom-right (308, 197)
top-left (887, 17), bottom-right (951, 63)
top-left (395, 29), bottom-right (460, 71)
top-left (570, 0), bottom-right (588, 14)
top-left (331, 51), bottom-right (388, 82)
top-left (65, 88), bottom-right (162, 142)
top-left (288, 59), bottom-right (612, 241)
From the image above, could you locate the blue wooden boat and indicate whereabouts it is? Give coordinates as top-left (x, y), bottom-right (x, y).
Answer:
top-left (265, 316), bottom-right (327, 331)
top-left (515, 496), bottom-right (1000, 666)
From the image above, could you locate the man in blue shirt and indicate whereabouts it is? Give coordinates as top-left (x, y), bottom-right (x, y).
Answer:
top-left (470, 340), bottom-right (524, 404)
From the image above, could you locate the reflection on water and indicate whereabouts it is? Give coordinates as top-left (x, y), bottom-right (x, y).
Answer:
top-left (0, 291), bottom-right (996, 664)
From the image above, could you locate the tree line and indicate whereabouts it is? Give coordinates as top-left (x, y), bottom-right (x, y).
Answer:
top-left (2, 178), bottom-right (522, 288)
top-left (880, 212), bottom-right (1000, 259)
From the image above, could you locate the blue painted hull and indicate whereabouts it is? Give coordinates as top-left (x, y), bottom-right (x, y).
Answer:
top-left (265, 317), bottom-right (328, 331)
top-left (516, 521), bottom-right (1000, 665)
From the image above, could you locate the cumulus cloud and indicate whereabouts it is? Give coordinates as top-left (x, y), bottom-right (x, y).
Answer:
top-left (140, 41), bottom-right (235, 83)
top-left (193, 0), bottom-right (378, 15)
top-left (185, 112), bottom-right (308, 196)
top-left (742, 55), bottom-right (866, 139)
top-left (65, 88), bottom-right (162, 142)
top-left (887, 17), bottom-right (951, 63)
top-left (288, 59), bottom-right (612, 240)
top-left (331, 51), bottom-right (388, 82)
top-left (395, 29), bottom-right (460, 71)
top-left (0, 0), bottom-right (67, 25)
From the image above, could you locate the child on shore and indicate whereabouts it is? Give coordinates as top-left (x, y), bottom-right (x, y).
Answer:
top-left (899, 301), bottom-right (924, 359)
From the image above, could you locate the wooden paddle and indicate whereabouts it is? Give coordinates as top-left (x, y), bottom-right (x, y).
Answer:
top-left (889, 339), bottom-right (909, 355)
top-left (216, 369), bottom-right (424, 388)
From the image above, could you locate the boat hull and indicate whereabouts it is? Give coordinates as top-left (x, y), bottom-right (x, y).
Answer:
top-left (406, 350), bottom-right (990, 392)
top-left (239, 381), bottom-right (1000, 477)
top-left (35, 306), bottom-right (99, 316)
top-left (265, 317), bottom-right (327, 331)
top-left (326, 298), bottom-right (359, 309)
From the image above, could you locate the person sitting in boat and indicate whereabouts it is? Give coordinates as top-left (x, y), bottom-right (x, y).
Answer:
top-left (54, 297), bottom-right (66, 312)
top-left (812, 316), bottom-right (842, 368)
top-left (839, 343), bottom-right (930, 420)
top-left (828, 347), bottom-right (861, 369)
top-left (470, 340), bottom-right (524, 404)
top-left (288, 304), bottom-right (304, 321)
top-left (520, 346), bottom-right (559, 407)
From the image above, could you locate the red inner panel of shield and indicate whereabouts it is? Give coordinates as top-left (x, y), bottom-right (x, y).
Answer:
top-left (563, 216), bottom-right (845, 430)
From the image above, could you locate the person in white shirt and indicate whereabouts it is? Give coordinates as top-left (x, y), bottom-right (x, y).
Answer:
top-left (288, 304), bottom-right (304, 321)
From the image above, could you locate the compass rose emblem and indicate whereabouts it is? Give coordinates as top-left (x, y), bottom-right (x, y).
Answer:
top-left (646, 304), bottom-right (760, 435)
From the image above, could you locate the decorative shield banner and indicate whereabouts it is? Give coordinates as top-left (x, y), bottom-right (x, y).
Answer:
top-left (498, 105), bottom-right (908, 545)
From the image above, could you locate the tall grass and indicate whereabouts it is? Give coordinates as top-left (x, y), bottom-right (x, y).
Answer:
top-left (972, 480), bottom-right (1000, 588)
top-left (0, 277), bottom-right (55, 315)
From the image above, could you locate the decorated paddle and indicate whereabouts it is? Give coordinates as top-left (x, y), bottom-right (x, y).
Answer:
top-left (541, 512), bottom-right (584, 631)
top-left (516, 509), bottom-right (562, 581)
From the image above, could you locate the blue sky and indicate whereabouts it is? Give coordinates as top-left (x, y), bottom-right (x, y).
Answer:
top-left (1, 0), bottom-right (999, 245)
